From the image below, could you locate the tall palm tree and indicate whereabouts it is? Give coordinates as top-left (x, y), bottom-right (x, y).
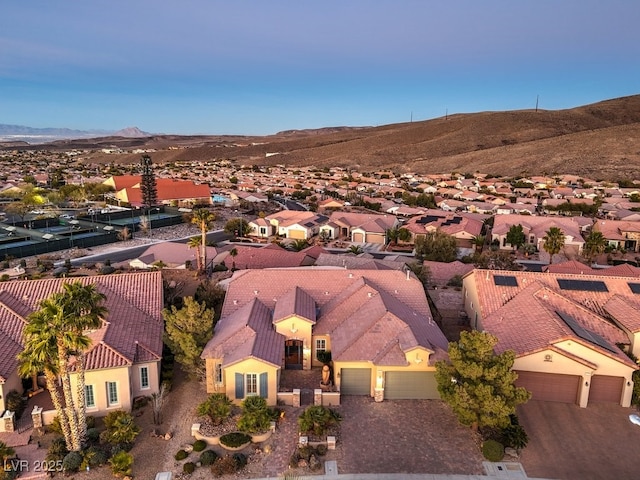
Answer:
top-left (471, 235), bottom-right (486, 254)
top-left (18, 282), bottom-right (107, 451)
top-left (543, 227), bottom-right (565, 265)
top-left (583, 230), bottom-right (607, 264)
top-left (191, 209), bottom-right (216, 273)
top-left (290, 239), bottom-right (309, 252)
top-left (187, 236), bottom-right (202, 271)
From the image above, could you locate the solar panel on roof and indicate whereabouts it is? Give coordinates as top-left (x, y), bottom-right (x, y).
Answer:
top-left (557, 279), bottom-right (609, 292)
top-left (449, 217), bottom-right (462, 224)
top-left (417, 215), bottom-right (442, 224)
top-left (556, 310), bottom-right (617, 353)
top-left (494, 275), bottom-right (518, 287)
top-left (628, 283), bottom-right (640, 294)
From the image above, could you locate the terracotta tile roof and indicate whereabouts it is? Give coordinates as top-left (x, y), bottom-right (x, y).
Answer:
top-left (468, 270), bottom-right (637, 368)
top-left (315, 253), bottom-right (407, 271)
top-left (273, 287), bottom-right (317, 324)
top-left (0, 272), bottom-right (163, 377)
top-left (217, 244), bottom-right (308, 269)
top-left (328, 212), bottom-right (396, 233)
top-left (204, 269), bottom-right (448, 367)
top-left (603, 295), bottom-right (640, 333)
top-left (543, 260), bottom-right (596, 275)
top-left (133, 241), bottom-right (218, 268)
top-left (424, 261), bottom-right (474, 286)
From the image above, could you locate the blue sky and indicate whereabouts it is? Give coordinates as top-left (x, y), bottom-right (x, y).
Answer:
top-left (1, 1), bottom-right (639, 135)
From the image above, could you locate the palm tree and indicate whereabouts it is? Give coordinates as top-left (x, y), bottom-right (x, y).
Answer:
top-left (471, 235), bottom-right (486, 254)
top-left (229, 247), bottom-right (238, 270)
top-left (543, 227), bottom-right (565, 265)
top-left (187, 236), bottom-right (202, 271)
top-left (386, 227), bottom-right (400, 246)
top-left (290, 239), bottom-right (309, 252)
top-left (583, 230), bottom-right (607, 264)
top-left (348, 245), bottom-right (364, 255)
top-left (397, 227), bottom-right (412, 243)
top-left (191, 209), bottom-right (216, 273)
top-left (18, 282), bottom-right (107, 451)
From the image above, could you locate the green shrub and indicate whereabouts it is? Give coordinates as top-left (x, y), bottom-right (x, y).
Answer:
top-left (297, 405), bottom-right (342, 436)
top-left (315, 443), bottom-right (328, 456)
top-left (46, 437), bottom-right (68, 463)
top-left (192, 439), bottom-right (207, 452)
top-left (86, 416), bottom-right (96, 429)
top-left (197, 393), bottom-right (232, 426)
top-left (109, 451), bottom-right (133, 477)
top-left (62, 451), bottom-right (83, 473)
top-left (298, 445), bottom-right (312, 461)
top-left (84, 446), bottom-right (109, 467)
top-left (86, 427), bottom-right (100, 444)
top-left (500, 415), bottom-right (529, 450)
top-left (5, 391), bottom-right (26, 419)
top-left (237, 396), bottom-right (272, 433)
top-left (316, 350), bottom-right (332, 364)
top-left (48, 416), bottom-right (63, 435)
top-left (289, 452), bottom-right (299, 469)
top-left (219, 432), bottom-right (251, 449)
top-left (482, 439), bottom-right (505, 462)
top-left (211, 455), bottom-right (238, 476)
top-left (0, 274), bottom-right (10, 282)
top-left (175, 449), bottom-right (188, 461)
top-left (233, 452), bottom-right (247, 468)
top-left (183, 462), bottom-right (196, 474)
top-left (200, 449), bottom-right (218, 466)
top-left (102, 410), bottom-right (140, 445)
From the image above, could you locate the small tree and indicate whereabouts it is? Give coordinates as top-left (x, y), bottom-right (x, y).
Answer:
top-left (163, 297), bottom-right (214, 378)
top-left (583, 230), bottom-right (607, 264)
top-left (435, 331), bottom-right (531, 432)
top-left (224, 218), bottom-right (251, 237)
top-left (506, 225), bottom-right (526, 251)
top-left (151, 383), bottom-right (168, 425)
top-left (197, 393), bottom-right (232, 426)
top-left (414, 230), bottom-right (458, 262)
top-left (109, 451), bottom-right (133, 478)
top-left (102, 410), bottom-right (140, 446)
top-left (543, 226), bottom-right (565, 265)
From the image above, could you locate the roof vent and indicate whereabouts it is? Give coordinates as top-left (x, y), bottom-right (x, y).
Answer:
top-left (254, 290), bottom-right (259, 295)
top-left (406, 270), bottom-right (410, 280)
top-left (367, 292), bottom-right (373, 298)
top-left (233, 299), bottom-right (238, 305)
top-left (348, 273), bottom-right (353, 278)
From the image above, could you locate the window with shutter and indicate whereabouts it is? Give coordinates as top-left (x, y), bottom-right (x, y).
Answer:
top-left (259, 372), bottom-right (268, 399)
top-left (235, 372), bottom-right (244, 399)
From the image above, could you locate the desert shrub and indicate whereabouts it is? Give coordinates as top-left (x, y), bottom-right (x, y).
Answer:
top-left (298, 405), bottom-right (342, 436)
top-left (192, 439), bottom-right (207, 452)
top-left (0, 274), bottom-right (9, 282)
top-left (297, 445), bottom-right (312, 461)
top-left (109, 450), bottom-right (133, 477)
top-left (289, 451), bottom-right (300, 469)
top-left (316, 350), bottom-right (332, 364)
top-left (237, 396), bottom-right (272, 434)
top-left (86, 427), bottom-right (100, 444)
top-left (84, 446), bottom-right (109, 467)
top-left (48, 416), bottom-right (63, 435)
top-left (62, 451), bottom-right (83, 473)
top-left (86, 416), bottom-right (96, 429)
top-left (500, 415), bottom-right (529, 450)
top-left (315, 443), bottom-right (328, 456)
top-left (46, 437), bottom-right (68, 463)
top-left (200, 449), bottom-right (218, 466)
top-left (175, 449), bottom-right (188, 461)
top-left (211, 455), bottom-right (238, 476)
top-left (5, 391), bottom-right (26, 418)
top-left (102, 410), bottom-right (140, 445)
top-left (197, 393), bottom-right (232, 426)
top-left (219, 432), bottom-right (251, 449)
top-left (183, 462), bottom-right (196, 474)
top-left (232, 452), bottom-right (247, 468)
top-left (482, 439), bottom-right (505, 462)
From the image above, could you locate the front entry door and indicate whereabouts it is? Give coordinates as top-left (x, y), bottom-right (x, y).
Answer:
top-left (285, 339), bottom-right (303, 370)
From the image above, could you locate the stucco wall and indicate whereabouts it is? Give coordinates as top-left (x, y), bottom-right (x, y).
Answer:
top-left (0, 371), bottom-right (23, 413)
top-left (225, 358), bottom-right (279, 406)
top-left (130, 361), bottom-right (160, 398)
top-left (71, 366), bottom-right (133, 416)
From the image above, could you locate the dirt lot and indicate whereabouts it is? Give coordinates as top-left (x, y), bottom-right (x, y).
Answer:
top-left (518, 400), bottom-right (640, 480)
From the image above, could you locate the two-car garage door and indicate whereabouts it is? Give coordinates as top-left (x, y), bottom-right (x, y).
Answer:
top-left (384, 371), bottom-right (440, 400)
top-left (515, 371), bottom-right (624, 405)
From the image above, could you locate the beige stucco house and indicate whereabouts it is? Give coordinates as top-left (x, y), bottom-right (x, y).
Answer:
top-left (0, 271), bottom-right (164, 418)
top-left (201, 269), bottom-right (449, 404)
top-left (462, 269), bottom-right (638, 407)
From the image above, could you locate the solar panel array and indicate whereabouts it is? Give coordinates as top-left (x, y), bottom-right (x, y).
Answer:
top-left (494, 275), bottom-right (518, 287)
top-left (556, 310), bottom-right (618, 353)
top-left (557, 279), bottom-right (609, 292)
top-left (629, 283), bottom-right (640, 294)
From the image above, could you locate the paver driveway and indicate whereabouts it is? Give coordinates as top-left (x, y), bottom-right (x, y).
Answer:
top-left (518, 400), bottom-right (640, 480)
top-left (333, 396), bottom-right (484, 475)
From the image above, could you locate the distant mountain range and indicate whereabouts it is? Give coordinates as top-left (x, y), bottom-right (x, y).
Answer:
top-left (0, 124), bottom-right (151, 144)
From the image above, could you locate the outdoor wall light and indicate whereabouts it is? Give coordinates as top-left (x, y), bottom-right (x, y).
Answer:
top-left (290, 323), bottom-right (297, 334)
top-left (628, 381), bottom-right (632, 387)
top-left (585, 381), bottom-right (589, 387)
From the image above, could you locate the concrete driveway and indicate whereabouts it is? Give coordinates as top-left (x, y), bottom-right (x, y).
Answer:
top-left (518, 400), bottom-right (640, 480)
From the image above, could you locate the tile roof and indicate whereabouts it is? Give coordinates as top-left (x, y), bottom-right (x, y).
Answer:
top-left (0, 271), bottom-right (163, 377)
top-left (217, 244), bottom-right (309, 269)
top-left (203, 269), bottom-right (448, 368)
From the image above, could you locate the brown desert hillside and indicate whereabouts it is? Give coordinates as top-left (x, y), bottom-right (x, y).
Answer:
top-left (10, 94), bottom-right (640, 179)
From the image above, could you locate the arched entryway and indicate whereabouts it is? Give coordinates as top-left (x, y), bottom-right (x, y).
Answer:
top-left (285, 339), bottom-right (303, 370)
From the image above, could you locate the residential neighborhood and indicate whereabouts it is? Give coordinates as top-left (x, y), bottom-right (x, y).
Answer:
top-left (2, 150), bottom-right (640, 479)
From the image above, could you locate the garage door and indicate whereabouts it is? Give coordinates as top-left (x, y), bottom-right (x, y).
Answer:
top-left (340, 368), bottom-right (371, 395)
top-left (515, 371), bottom-right (580, 403)
top-left (287, 229), bottom-right (307, 239)
top-left (352, 232), bottom-right (364, 243)
top-left (384, 371), bottom-right (440, 400)
top-left (367, 233), bottom-right (386, 244)
top-left (589, 375), bottom-right (624, 404)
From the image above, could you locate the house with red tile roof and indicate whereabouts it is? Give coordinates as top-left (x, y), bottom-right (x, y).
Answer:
top-left (593, 219), bottom-right (640, 253)
top-left (491, 214), bottom-right (585, 254)
top-left (129, 241), bottom-right (219, 270)
top-left (214, 243), bottom-right (322, 270)
top-left (324, 212), bottom-right (397, 244)
top-left (462, 269), bottom-right (638, 407)
top-left (104, 175), bottom-right (211, 207)
top-left (201, 269), bottom-right (449, 404)
top-left (0, 271), bottom-right (163, 417)
top-left (265, 210), bottom-right (328, 240)
top-left (403, 210), bottom-right (485, 250)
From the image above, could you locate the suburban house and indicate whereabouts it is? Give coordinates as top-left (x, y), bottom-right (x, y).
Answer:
top-left (201, 269), bottom-right (449, 405)
top-left (104, 175), bottom-right (212, 207)
top-left (462, 269), bottom-right (638, 407)
top-left (265, 211), bottom-right (328, 240)
top-left (321, 212), bottom-right (398, 244)
top-left (592, 219), bottom-right (640, 253)
top-left (212, 243), bottom-right (324, 270)
top-left (0, 271), bottom-right (163, 417)
top-left (491, 214), bottom-right (585, 254)
top-left (403, 211), bottom-right (485, 250)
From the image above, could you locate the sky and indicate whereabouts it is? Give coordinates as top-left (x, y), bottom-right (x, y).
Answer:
top-left (1, 0), bottom-right (639, 136)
